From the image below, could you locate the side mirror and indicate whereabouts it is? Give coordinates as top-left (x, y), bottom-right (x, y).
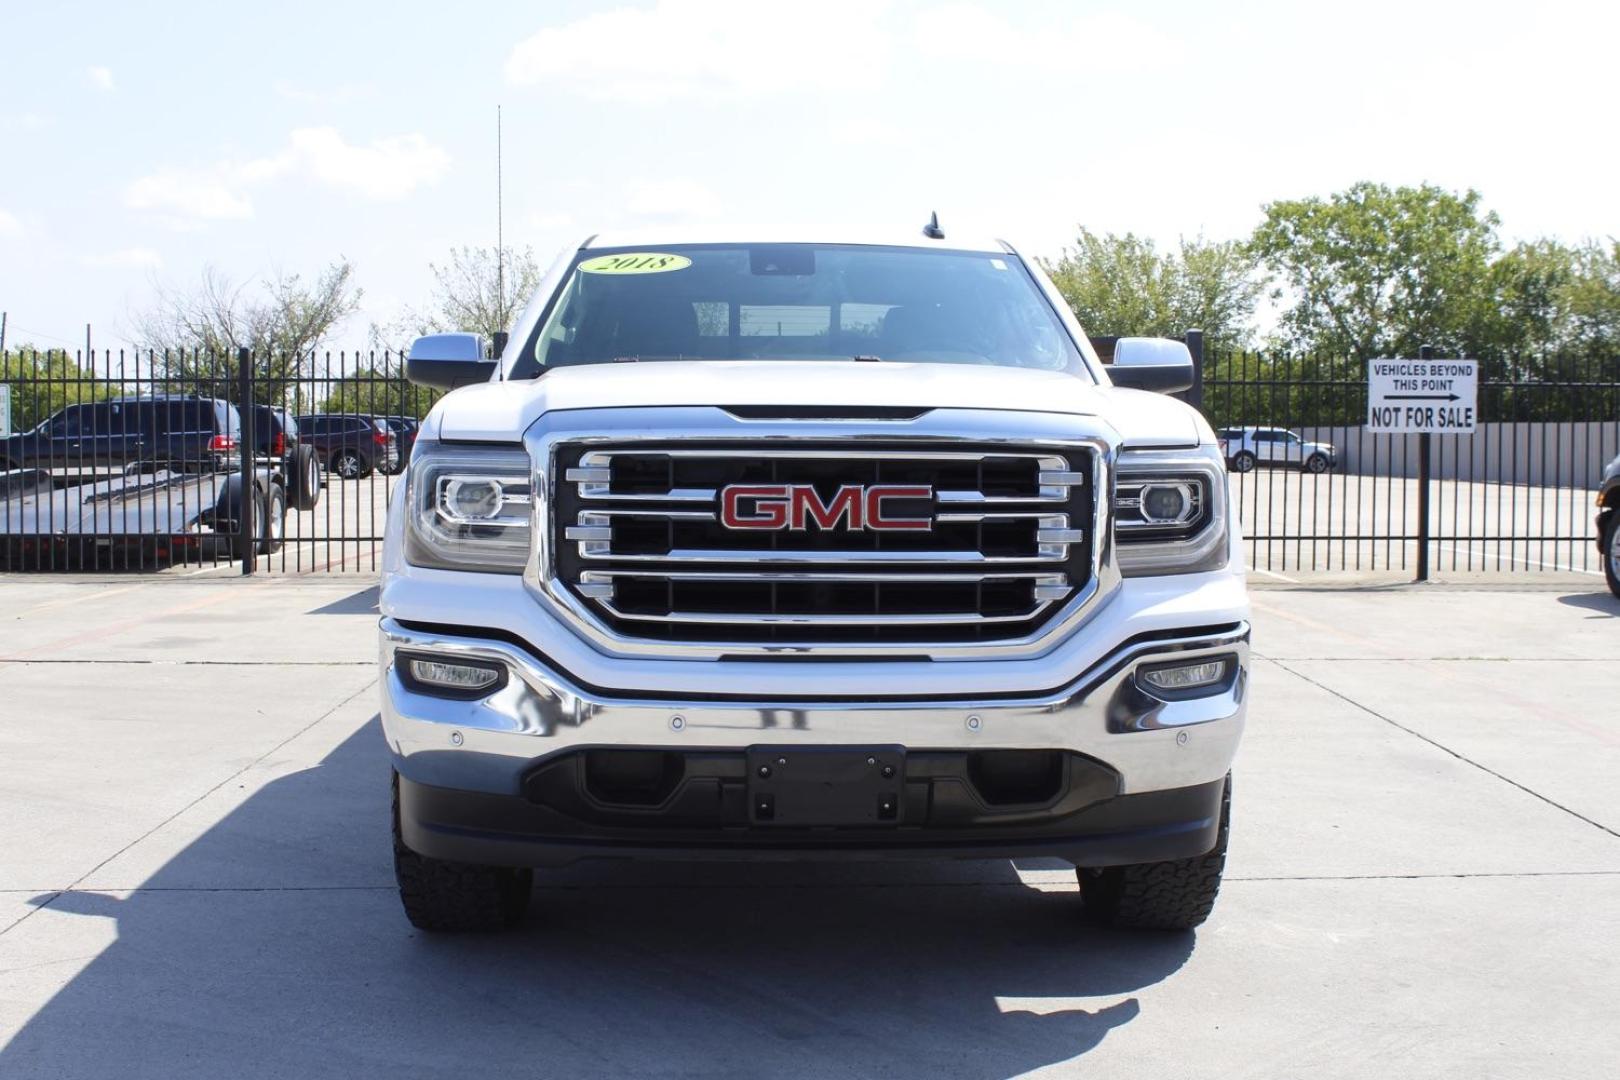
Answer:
top-left (406, 333), bottom-right (498, 391)
top-left (1108, 337), bottom-right (1194, 394)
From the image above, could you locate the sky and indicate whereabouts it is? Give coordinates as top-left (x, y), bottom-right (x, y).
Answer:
top-left (1, 0), bottom-right (1617, 352)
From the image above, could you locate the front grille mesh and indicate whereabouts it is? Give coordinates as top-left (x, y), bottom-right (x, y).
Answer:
top-left (550, 442), bottom-right (1092, 644)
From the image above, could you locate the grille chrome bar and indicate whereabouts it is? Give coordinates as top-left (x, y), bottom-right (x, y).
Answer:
top-left (540, 423), bottom-right (1105, 652)
top-left (576, 569), bottom-right (1071, 626)
top-left (578, 569), bottom-right (1070, 584)
top-left (572, 448), bottom-right (1082, 504)
top-left (578, 547), bottom-right (1065, 564)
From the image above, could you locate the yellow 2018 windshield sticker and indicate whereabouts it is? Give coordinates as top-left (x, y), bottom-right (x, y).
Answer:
top-left (579, 252), bottom-right (692, 274)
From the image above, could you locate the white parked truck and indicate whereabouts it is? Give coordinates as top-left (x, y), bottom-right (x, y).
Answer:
top-left (380, 226), bottom-right (1249, 932)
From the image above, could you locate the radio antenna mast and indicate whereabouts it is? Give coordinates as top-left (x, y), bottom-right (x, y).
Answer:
top-left (496, 104), bottom-right (504, 326)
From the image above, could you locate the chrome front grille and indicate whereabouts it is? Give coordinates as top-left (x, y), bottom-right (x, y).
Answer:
top-left (549, 441), bottom-right (1095, 645)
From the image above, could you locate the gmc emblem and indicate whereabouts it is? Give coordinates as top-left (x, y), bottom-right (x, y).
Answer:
top-left (720, 484), bottom-right (933, 531)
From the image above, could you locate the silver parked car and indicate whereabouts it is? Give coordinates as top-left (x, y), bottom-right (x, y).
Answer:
top-left (1218, 426), bottom-right (1337, 474)
top-left (1597, 452), bottom-right (1619, 598)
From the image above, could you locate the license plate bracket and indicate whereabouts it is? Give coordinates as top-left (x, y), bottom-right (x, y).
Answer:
top-left (747, 747), bottom-right (905, 827)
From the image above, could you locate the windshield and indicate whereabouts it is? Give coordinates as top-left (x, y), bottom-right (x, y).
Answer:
top-left (511, 244), bottom-right (1085, 378)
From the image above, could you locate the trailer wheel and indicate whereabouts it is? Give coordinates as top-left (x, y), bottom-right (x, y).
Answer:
top-left (288, 445), bottom-right (321, 510)
top-left (233, 486), bottom-right (268, 563)
top-left (262, 484), bottom-right (286, 554)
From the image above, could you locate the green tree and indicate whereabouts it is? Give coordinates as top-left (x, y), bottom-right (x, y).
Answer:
top-left (1559, 239), bottom-right (1620, 355)
top-left (1468, 239), bottom-right (1574, 361)
top-left (1250, 182), bottom-right (1499, 359)
top-left (318, 365), bottom-right (441, 419)
top-left (1041, 230), bottom-right (1261, 350)
top-left (1, 346), bottom-right (115, 432)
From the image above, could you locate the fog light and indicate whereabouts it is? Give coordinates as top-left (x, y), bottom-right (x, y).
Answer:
top-left (1140, 658), bottom-right (1228, 694)
top-left (440, 478), bottom-right (505, 521)
top-left (1138, 482), bottom-right (1194, 524)
top-left (404, 655), bottom-right (504, 696)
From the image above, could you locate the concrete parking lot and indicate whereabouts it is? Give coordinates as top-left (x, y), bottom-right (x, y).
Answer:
top-left (0, 575), bottom-right (1616, 1077)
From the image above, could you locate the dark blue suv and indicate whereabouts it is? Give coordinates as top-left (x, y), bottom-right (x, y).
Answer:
top-left (0, 396), bottom-right (243, 477)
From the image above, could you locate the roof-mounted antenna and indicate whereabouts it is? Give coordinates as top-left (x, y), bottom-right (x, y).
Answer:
top-left (922, 211), bottom-right (945, 240)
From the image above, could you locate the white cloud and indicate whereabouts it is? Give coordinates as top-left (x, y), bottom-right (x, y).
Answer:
top-left (82, 248), bottom-right (163, 269)
top-left (506, 0), bottom-right (891, 102)
top-left (283, 127), bottom-right (450, 200)
top-left (125, 172), bottom-right (255, 220)
top-left (916, 4), bottom-right (1183, 71)
top-left (0, 208), bottom-right (21, 235)
top-left (87, 66), bottom-right (115, 91)
top-left (124, 127), bottom-right (450, 224)
top-left (624, 179), bottom-right (724, 220)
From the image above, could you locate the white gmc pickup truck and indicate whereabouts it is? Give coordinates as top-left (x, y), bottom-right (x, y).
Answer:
top-left (380, 227), bottom-right (1249, 933)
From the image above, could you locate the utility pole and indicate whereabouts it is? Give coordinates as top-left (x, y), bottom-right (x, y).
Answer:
top-left (0, 311), bottom-right (8, 354)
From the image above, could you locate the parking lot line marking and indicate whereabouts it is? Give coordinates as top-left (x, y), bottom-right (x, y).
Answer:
top-left (0, 586), bottom-right (260, 667)
top-left (11, 582), bottom-right (151, 619)
top-left (1269, 657), bottom-right (1620, 842)
top-left (1403, 539), bottom-right (1603, 576)
top-left (1249, 598), bottom-right (1376, 650)
top-left (1249, 567), bottom-right (1302, 583)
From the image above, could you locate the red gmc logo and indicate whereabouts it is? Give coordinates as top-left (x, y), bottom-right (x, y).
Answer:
top-left (720, 484), bottom-right (933, 531)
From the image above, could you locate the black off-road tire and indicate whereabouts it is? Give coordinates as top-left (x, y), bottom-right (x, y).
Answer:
top-left (392, 774), bottom-right (532, 932)
top-left (288, 444), bottom-right (321, 510)
top-left (1078, 775), bottom-right (1230, 931)
top-left (1230, 451), bottom-right (1256, 474)
top-left (1603, 512), bottom-right (1620, 600)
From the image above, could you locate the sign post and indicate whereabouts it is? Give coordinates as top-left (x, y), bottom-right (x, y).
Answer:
top-left (1366, 350), bottom-right (1479, 581)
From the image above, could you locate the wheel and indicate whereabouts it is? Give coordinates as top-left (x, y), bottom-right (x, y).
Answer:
top-left (260, 485), bottom-right (286, 554)
top-left (331, 449), bottom-right (370, 480)
top-left (1077, 775), bottom-right (1230, 931)
top-left (1230, 451), bottom-right (1256, 474)
top-left (1604, 512), bottom-right (1620, 600)
top-left (232, 486), bottom-right (268, 563)
top-left (1304, 454), bottom-right (1329, 474)
top-left (288, 445), bottom-right (321, 510)
top-left (392, 773), bottom-right (531, 932)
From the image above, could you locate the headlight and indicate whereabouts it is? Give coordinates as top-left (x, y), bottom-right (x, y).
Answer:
top-left (1114, 445), bottom-right (1229, 576)
top-left (405, 441), bottom-right (533, 573)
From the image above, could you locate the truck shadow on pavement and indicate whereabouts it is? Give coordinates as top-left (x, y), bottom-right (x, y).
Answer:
top-left (6, 720), bottom-right (1195, 1079)
top-left (1556, 591), bottom-right (1618, 617)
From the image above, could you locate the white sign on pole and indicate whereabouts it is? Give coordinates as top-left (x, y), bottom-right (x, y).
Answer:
top-left (1367, 358), bottom-right (1478, 434)
top-left (0, 384), bottom-right (10, 436)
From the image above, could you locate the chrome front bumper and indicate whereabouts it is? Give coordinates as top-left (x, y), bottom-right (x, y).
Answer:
top-left (378, 618), bottom-right (1248, 798)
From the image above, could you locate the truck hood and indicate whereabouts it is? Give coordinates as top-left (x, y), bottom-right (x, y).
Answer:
top-left (430, 361), bottom-right (1207, 449)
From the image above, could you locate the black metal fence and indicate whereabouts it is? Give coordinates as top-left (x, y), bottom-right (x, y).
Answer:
top-left (0, 347), bottom-right (435, 573)
top-left (1201, 350), bottom-right (1620, 576)
top-left (2, 344), bottom-right (1617, 577)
